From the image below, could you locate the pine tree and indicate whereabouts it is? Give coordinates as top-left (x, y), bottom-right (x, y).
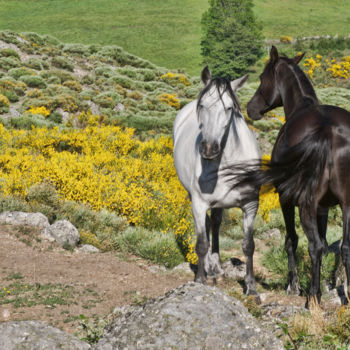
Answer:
top-left (201, 0), bottom-right (263, 79)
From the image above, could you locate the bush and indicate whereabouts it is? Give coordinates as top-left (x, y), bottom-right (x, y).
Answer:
top-left (24, 58), bottom-right (49, 70)
top-left (0, 57), bottom-right (21, 70)
top-left (201, 0), bottom-right (263, 79)
top-left (0, 48), bottom-right (20, 59)
top-left (19, 75), bottom-right (47, 89)
top-left (51, 56), bottom-right (75, 72)
top-left (10, 114), bottom-right (53, 129)
top-left (0, 94), bottom-right (10, 113)
top-left (113, 227), bottom-right (184, 268)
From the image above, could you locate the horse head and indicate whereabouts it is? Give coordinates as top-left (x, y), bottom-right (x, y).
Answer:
top-left (247, 46), bottom-right (305, 120)
top-left (197, 66), bottom-right (248, 160)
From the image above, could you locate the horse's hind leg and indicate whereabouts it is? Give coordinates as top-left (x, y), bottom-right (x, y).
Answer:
top-left (242, 201), bottom-right (258, 295)
top-left (282, 203), bottom-right (299, 295)
top-left (341, 206), bottom-right (350, 302)
top-left (317, 206), bottom-right (329, 255)
top-left (299, 205), bottom-right (323, 304)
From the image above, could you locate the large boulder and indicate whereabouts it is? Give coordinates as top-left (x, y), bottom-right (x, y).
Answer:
top-left (93, 282), bottom-right (284, 350)
top-left (0, 211), bottom-right (50, 229)
top-left (42, 219), bottom-right (80, 247)
top-left (0, 321), bottom-right (90, 350)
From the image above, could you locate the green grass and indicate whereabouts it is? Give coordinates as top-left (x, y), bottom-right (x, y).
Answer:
top-left (254, 0), bottom-right (350, 39)
top-left (1, 0), bottom-right (349, 75)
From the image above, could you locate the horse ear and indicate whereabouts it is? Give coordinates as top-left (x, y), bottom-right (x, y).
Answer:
top-left (231, 74), bottom-right (249, 91)
top-left (293, 52), bottom-right (305, 65)
top-left (201, 66), bottom-right (211, 85)
top-left (270, 45), bottom-right (279, 63)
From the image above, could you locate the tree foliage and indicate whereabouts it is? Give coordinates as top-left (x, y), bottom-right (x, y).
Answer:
top-left (201, 0), bottom-right (264, 79)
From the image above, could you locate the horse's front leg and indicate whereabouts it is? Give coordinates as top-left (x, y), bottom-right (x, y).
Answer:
top-left (210, 208), bottom-right (224, 277)
top-left (242, 201), bottom-right (258, 295)
top-left (192, 200), bottom-right (210, 283)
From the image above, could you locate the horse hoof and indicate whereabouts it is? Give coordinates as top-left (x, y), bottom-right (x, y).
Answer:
top-left (215, 274), bottom-right (225, 283)
top-left (286, 284), bottom-right (300, 296)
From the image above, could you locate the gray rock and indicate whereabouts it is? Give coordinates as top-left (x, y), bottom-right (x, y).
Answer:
top-left (42, 220), bottom-right (80, 247)
top-left (93, 282), bottom-right (284, 350)
top-left (222, 257), bottom-right (246, 280)
top-left (0, 320), bottom-right (90, 350)
top-left (114, 103), bottom-right (125, 112)
top-left (265, 228), bottom-right (281, 241)
top-left (172, 262), bottom-right (193, 274)
top-left (0, 211), bottom-right (50, 229)
top-left (87, 101), bottom-right (100, 115)
top-left (147, 264), bottom-right (167, 273)
top-left (77, 244), bottom-right (100, 253)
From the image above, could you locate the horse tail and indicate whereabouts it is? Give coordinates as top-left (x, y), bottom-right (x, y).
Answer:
top-left (233, 128), bottom-right (331, 209)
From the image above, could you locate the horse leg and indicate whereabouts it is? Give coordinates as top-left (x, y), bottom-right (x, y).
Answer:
top-left (242, 201), bottom-right (258, 295)
top-left (211, 208), bottom-right (223, 254)
top-left (209, 208), bottom-right (224, 277)
top-left (281, 203), bottom-right (299, 295)
top-left (317, 206), bottom-right (329, 255)
top-left (299, 206), bottom-right (323, 304)
top-left (341, 206), bottom-right (350, 302)
top-left (192, 201), bottom-right (210, 283)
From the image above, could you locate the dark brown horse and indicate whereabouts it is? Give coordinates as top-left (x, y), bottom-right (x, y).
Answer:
top-left (245, 46), bottom-right (350, 305)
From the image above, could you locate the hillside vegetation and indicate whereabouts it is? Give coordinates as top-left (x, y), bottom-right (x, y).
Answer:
top-left (1, 0), bottom-right (349, 74)
top-left (0, 30), bottom-right (350, 348)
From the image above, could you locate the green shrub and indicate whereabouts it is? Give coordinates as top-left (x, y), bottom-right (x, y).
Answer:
top-left (8, 66), bottom-right (36, 79)
top-left (0, 57), bottom-right (21, 70)
top-left (113, 227), bottom-right (184, 268)
top-left (19, 75), bottom-right (47, 89)
top-left (0, 48), bottom-right (20, 59)
top-left (63, 80), bottom-right (82, 92)
top-left (51, 56), bottom-right (75, 72)
top-left (47, 111), bottom-right (63, 124)
top-left (201, 0), bottom-right (263, 79)
top-left (10, 114), bottom-right (54, 129)
top-left (81, 75), bottom-right (94, 85)
top-left (24, 58), bottom-right (49, 70)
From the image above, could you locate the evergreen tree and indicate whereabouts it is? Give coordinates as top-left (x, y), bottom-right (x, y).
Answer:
top-left (201, 0), bottom-right (263, 79)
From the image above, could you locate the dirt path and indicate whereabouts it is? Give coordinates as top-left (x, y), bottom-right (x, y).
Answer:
top-left (0, 225), bottom-right (192, 334)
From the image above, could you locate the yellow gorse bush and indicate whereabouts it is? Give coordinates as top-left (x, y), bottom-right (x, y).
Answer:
top-left (304, 54), bottom-right (350, 80)
top-left (258, 154), bottom-right (280, 222)
top-left (0, 124), bottom-right (197, 263)
top-left (158, 93), bottom-right (181, 110)
top-left (0, 94), bottom-right (10, 108)
top-left (25, 105), bottom-right (50, 117)
top-left (161, 72), bottom-right (191, 86)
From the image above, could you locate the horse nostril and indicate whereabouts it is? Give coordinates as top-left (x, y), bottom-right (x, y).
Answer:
top-left (212, 142), bottom-right (219, 153)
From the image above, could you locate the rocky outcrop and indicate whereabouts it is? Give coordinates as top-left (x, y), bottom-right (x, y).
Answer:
top-left (0, 321), bottom-right (90, 350)
top-left (0, 211), bottom-right (50, 229)
top-left (42, 219), bottom-right (80, 247)
top-left (93, 282), bottom-right (284, 350)
top-left (0, 211), bottom-right (81, 248)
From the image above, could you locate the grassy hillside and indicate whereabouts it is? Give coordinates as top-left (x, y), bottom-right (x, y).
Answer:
top-left (1, 0), bottom-right (349, 75)
top-left (0, 30), bottom-right (200, 135)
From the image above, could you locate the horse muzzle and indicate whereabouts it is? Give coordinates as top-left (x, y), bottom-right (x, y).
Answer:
top-left (199, 140), bottom-right (220, 160)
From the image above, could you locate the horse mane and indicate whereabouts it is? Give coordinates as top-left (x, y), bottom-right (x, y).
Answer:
top-left (196, 77), bottom-right (240, 113)
top-left (279, 56), bottom-right (319, 104)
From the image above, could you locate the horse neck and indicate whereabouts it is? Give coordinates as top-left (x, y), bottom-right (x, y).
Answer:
top-left (276, 61), bottom-right (319, 119)
top-left (222, 113), bottom-right (258, 164)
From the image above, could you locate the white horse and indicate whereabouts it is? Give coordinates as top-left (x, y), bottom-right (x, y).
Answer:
top-left (173, 67), bottom-right (261, 294)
